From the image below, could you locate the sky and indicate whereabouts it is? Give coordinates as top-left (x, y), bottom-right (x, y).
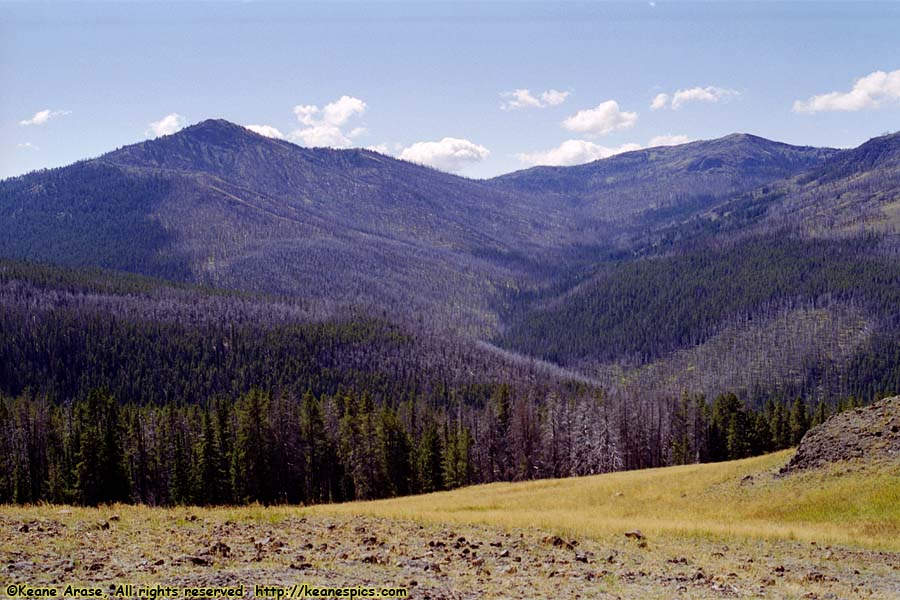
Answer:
top-left (2, 1), bottom-right (899, 179)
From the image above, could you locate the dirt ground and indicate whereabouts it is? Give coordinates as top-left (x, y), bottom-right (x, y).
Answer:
top-left (2, 509), bottom-right (899, 599)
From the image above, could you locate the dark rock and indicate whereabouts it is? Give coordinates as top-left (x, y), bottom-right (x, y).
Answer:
top-left (210, 541), bottom-right (230, 558)
top-left (781, 396), bottom-right (900, 474)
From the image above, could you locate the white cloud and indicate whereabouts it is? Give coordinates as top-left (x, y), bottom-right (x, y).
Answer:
top-left (793, 69), bottom-right (900, 113)
top-left (648, 134), bottom-right (691, 146)
top-left (517, 133), bottom-right (692, 167)
top-left (289, 95), bottom-right (367, 148)
top-left (399, 137), bottom-right (490, 172)
top-left (650, 93), bottom-right (669, 110)
top-left (366, 143), bottom-right (391, 154)
top-left (244, 124), bottom-right (285, 139)
top-left (145, 113), bottom-right (186, 137)
top-left (19, 109), bottom-right (70, 126)
top-left (500, 88), bottom-right (570, 110)
top-left (651, 86), bottom-right (739, 110)
top-left (562, 100), bottom-right (638, 136)
top-left (517, 139), bottom-right (642, 167)
top-left (16, 142), bottom-right (39, 151)
top-left (540, 89), bottom-right (570, 106)
top-left (321, 96), bottom-right (367, 125)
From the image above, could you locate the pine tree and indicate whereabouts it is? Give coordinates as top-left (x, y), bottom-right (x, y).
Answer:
top-left (300, 391), bottom-right (330, 503)
top-left (74, 389), bottom-right (130, 506)
top-left (337, 392), bottom-right (387, 500)
top-left (443, 420), bottom-right (471, 489)
top-left (811, 400), bottom-right (831, 427)
top-left (670, 394), bottom-right (691, 465)
top-left (231, 389), bottom-right (272, 504)
top-left (415, 423), bottom-right (444, 493)
top-left (789, 397), bottom-right (809, 446)
top-left (196, 407), bottom-right (226, 504)
top-left (377, 407), bottom-right (411, 497)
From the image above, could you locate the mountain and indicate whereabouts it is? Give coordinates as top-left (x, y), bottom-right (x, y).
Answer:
top-left (4, 120), bottom-right (900, 406)
top-left (488, 134), bottom-right (837, 225)
top-left (0, 120), bottom-right (576, 335)
top-left (761, 131), bottom-right (900, 234)
top-left (0, 121), bottom-right (842, 335)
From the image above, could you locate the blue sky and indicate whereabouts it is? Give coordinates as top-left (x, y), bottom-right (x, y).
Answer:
top-left (2, 1), bottom-right (899, 179)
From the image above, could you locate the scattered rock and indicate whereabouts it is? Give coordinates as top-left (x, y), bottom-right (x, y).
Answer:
top-left (542, 535), bottom-right (575, 550)
top-left (624, 530), bottom-right (644, 540)
top-left (7, 561), bottom-right (34, 571)
top-left (209, 541), bottom-right (230, 558)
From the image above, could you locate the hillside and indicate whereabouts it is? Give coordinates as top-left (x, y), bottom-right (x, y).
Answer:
top-left (765, 131), bottom-right (900, 235)
top-left (0, 121), bottom-right (577, 335)
top-left (488, 134), bottom-right (836, 225)
top-left (498, 234), bottom-right (900, 403)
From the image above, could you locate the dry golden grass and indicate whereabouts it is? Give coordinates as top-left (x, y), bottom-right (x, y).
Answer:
top-left (306, 450), bottom-right (900, 551)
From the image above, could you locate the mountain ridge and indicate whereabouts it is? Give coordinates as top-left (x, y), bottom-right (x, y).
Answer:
top-left (3, 119), bottom-right (900, 348)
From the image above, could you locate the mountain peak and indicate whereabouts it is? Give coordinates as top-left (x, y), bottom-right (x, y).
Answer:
top-left (100, 118), bottom-right (288, 173)
top-left (168, 118), bottom-right (263, 144)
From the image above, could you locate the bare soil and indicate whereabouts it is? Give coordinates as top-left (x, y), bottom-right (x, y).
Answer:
top-left (2, 510), bottom-right (899, 599)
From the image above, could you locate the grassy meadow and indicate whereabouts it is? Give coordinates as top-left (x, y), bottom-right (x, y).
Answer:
top-left (307, 449), bottom-right (900, 551)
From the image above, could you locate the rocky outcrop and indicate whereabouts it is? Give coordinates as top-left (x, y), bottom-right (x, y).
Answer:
top-left (781, 396), bottom-right (900, 474)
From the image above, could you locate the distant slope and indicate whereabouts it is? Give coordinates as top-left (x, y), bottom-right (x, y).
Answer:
top-left (489, 134), bottom-right (836, 225)
top-left (0, 161), bottom-right (190, 280)
top-left (0, 121), bottom-right (578, 335)
top-left (0, 258), bottom-right (591, 406)
top-left (498, 233), bottom-right (900, 403)
top-left (0, 122), bottom-right (842, 336)
top-left (5, 121), bottom-right (900, 407)
top-left (764, 131), bottom-right (900, 235)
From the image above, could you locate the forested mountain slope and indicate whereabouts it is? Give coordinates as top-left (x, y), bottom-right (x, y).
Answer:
top-left (488, 134), bottom-right (837, 224)
top-left (0, 121), bottom-right (842, 336)
top-left (0, 121), bottom-right (576, 335)
top-left (2, 122), bottom-right (900, 413)
top-left (498, 233), bottom-right (900, 403)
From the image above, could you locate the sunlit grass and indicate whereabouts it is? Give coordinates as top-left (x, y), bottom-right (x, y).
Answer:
top-left (306, 450), bottom-right (900, 550)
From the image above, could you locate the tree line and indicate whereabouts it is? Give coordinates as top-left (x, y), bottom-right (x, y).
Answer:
top-left (0, 385), bottom-right (867, 506)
